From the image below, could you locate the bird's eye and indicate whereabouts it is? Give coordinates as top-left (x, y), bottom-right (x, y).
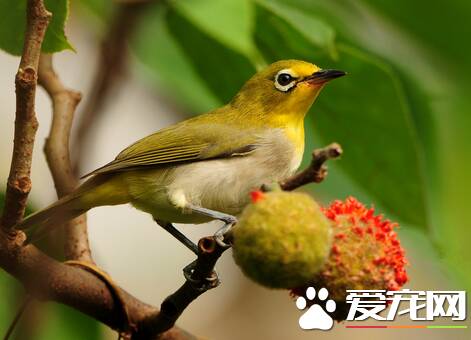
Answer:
top-left (277, 73), bottom-right (293, 86)
top-left (274, 69), bottom-right (297, 92)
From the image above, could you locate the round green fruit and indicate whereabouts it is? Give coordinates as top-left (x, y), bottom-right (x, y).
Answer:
top-left (232, 191), bottom-right (332, 289)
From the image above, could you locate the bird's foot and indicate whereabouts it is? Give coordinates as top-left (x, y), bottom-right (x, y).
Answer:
top-left (214, 221), bottom-right (236, 248)
top-left (185, 204), bottom-right (237, 248)
top-left (183, 260), bottom-right (220, 291)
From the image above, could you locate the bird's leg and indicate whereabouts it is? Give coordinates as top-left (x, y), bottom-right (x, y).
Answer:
top-left (185, 204), bottom-right (237, 248)
top-left (155, 219), bottom-right (219, 289)
top-left (155, 219), bottom-right (198, 255)
top-left (182, 260), bottom-right (219, 291)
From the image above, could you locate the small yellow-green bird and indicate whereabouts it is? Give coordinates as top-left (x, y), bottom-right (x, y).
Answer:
top-left (18, 60), bottom-right (345, 252)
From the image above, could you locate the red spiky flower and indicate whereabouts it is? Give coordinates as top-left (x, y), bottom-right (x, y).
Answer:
top-left (291, 197), bottom-right (408, 320)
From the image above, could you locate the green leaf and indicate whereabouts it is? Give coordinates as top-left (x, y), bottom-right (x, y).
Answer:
top-left (170, 0), bottom-right (259, 63)
top-left (0, 0), bottom-right (73, 56)
top-left (0, 272), bottom-right (18, 336)
top-left (37, 304), bottom-right (101, 340)
top-left (132, 5), bottom-right (220, 112)
top-left (0, 277), bottom-right (101, 340)
top-left (360, 0), bottom-right (471, 74)
top-left (76, 0), bottom-right (112, 21)
top-left (255, 0), bottom-right (336, 58)
top-left (254, 5), bottom-right (428, 229)
top-left (315, 45), bottom-right (428, 228)
top-left (273, 0), bottom-right (471, 290)
top-left (165, 6), bottom-right (256, 104)
top-left (42, 0), bottom-right (73, 53)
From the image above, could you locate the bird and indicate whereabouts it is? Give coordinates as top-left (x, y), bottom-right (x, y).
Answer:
top-left (18, 59), bottom-right (345, 253)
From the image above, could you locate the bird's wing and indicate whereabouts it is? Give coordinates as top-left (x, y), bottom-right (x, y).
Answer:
top-left (81, 119), bottom-right (259, 178)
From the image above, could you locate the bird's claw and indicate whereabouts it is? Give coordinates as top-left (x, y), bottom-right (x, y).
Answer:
top-left (214, 221), bottom-right (236, 248)
top-left (183, 260), bottom-right (220, 291)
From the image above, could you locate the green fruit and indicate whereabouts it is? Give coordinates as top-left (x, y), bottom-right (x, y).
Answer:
top-left (232, 191), bottom-right (332, 289)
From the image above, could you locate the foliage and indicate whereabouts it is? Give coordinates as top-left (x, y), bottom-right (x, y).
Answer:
top-left (130, 0), bottom-right (470, 288)
top-left (1, 0), bottom-right (469, 297)
top-left (131, 0), bottom-right (428, 228)
top-left (0, 0), bottom-right (72, 55)
top-left (132, 0), bottom-right (431, 230)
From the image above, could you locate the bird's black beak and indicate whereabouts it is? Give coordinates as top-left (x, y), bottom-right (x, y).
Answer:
top-left (303, 69), bottom-right (346, 85)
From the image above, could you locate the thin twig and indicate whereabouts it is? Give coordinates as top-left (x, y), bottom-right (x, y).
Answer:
top-left (38, 54), bottom-right (93, 262)
top-left (3, 295), bottom-right (33, 340)
top-left (279, 143), bottom-right (343, 191)
top-left (138, 237), bottom-right (227, 336)
top-left (38, 54), bottom-right (195, 338)
top-left (0, 1), bottom-right (190, 338)
top-left (72, 0), bottom-right (151, 174)
top-left (143, 143), bottom-right (343, 333)
top-left (1, 2), bottom-right (50, 338)
top-left (1, 0), bottom-right (51, 232)
top-left (0, 231), bottom-right (195, 340)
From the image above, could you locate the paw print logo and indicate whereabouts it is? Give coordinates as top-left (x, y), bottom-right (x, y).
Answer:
top-left (295, 287), bottom-right (336, 330)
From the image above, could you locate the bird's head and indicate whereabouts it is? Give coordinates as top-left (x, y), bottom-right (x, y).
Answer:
top-left (231, 60), bottom-right (345, 121)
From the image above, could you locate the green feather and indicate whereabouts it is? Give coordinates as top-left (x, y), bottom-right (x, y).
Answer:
top-left (82, 107), bottom-right (261, 178)
top-left (82, 59), bottom-right (323, 178)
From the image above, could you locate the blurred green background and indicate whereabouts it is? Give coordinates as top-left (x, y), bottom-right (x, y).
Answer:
top-left (0, 0), bottom-right (470, 339)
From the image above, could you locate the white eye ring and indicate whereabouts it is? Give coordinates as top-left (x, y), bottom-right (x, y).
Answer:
top-left (274, 69), bottom-right (298, 92)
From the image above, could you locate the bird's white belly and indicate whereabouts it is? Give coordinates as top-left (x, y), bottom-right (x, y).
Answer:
top-left (171, 158), bottom-right (286, 214)
top-left (128, 130), bottom-right (303, 223)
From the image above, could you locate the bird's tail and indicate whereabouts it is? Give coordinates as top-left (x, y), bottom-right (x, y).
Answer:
top-left (18, 195), bottom-right (87, 242)
top-left (17, 173), bottom-right (130, 243)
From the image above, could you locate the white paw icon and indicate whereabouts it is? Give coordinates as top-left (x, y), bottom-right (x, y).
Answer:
top-left (296, 287), bottom-right (336, 330)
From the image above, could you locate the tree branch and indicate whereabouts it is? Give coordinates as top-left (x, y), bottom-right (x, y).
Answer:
top-left (2, 131), bottom-right (341, 339)
top-left (139, 143), bottom-right (343, 334)
top-left (0, 1), bottom-right (191, 339)
top-left (279, 143), bottom-right (343, 191)
top-left (0, 232), bottom-right (195, 340)
top-left (72, 0), bottom-right (150, 174)
top-left (1, 0), bottom-right (51, 232)
top-left (37, 54), bottom-right (93, 262)
top-left (138, 237), bottom-right (227, 336)
top-left (0, 4), bottom-right (344, 336)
